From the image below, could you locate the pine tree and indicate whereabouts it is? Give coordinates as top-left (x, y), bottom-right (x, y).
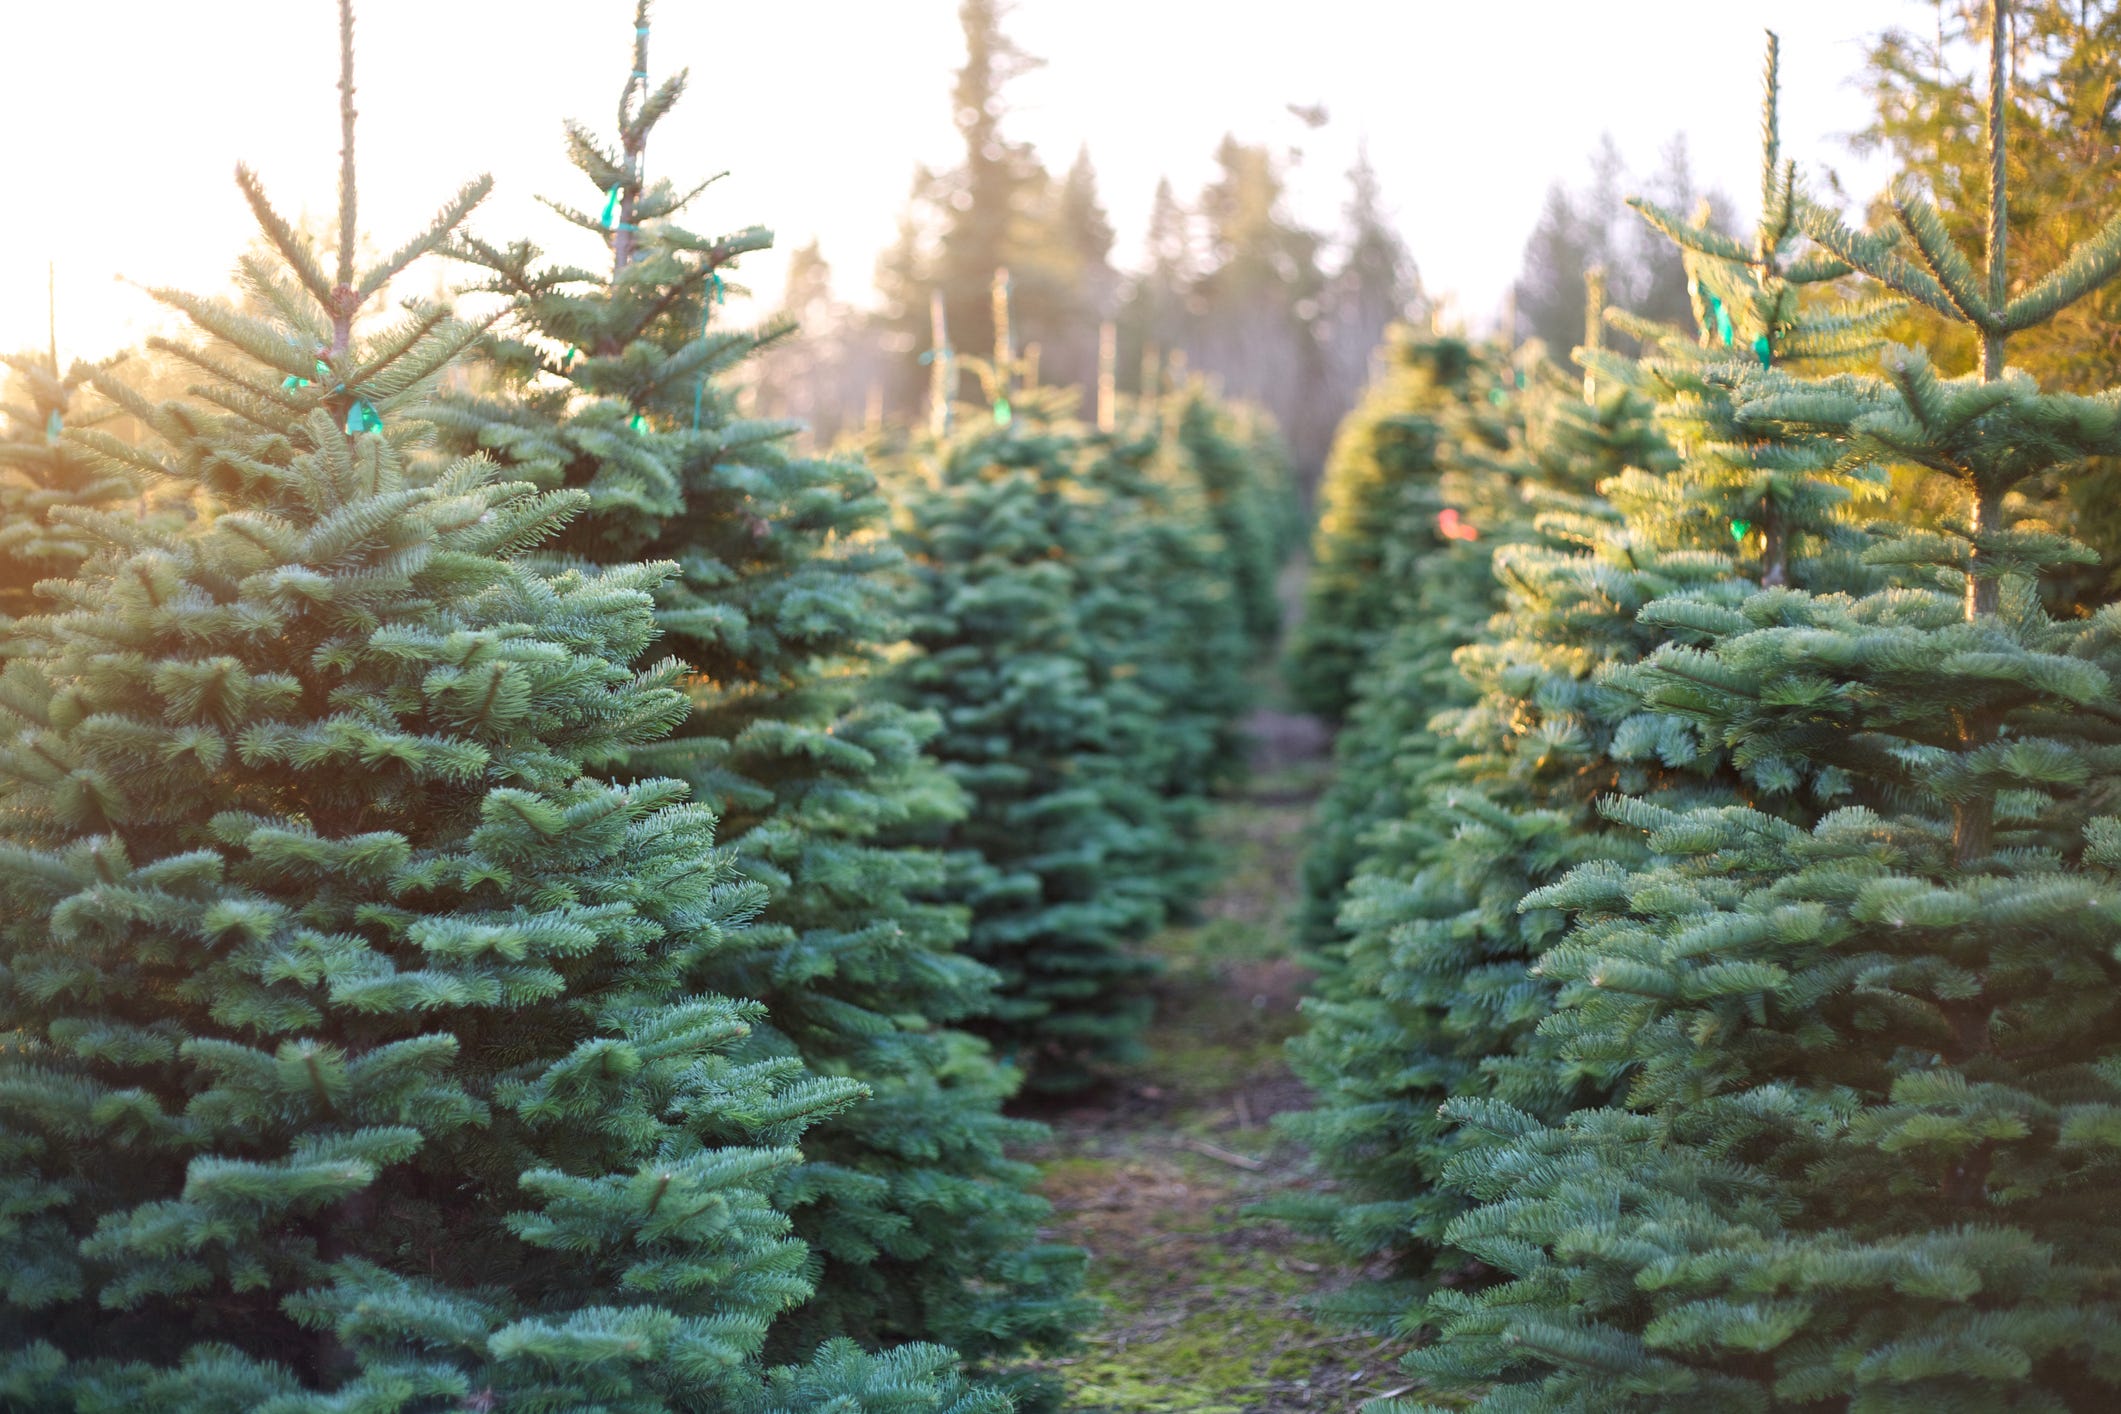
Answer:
top-left (1286, 328), bottom-right (1482, 721)
top-left (1405, 16), bottom-right (2121, 1408)
top-left (874, 2), bottom-right (1118, 416)
top-left (1281, 40), bottom-right (1901, 1333)
top-left (0, 9), bottom-right (1003, 1410)
top-left (1190, 136), bottom-right (1336, 477)
top-left (1019, 147), bottom-right (1120, 394)
top-left (1116, 178), bottom-right (1197, 394)
top-left (1862, 0), bottom-right (2121, 593)
top-left (1323, 146), bottom-right (1423, 418)
top-left (883, 390), bottom-right (1164, 1091)
top-left (0, 350), bottom-right (147, 624)
top-left (1290, 336), bottom-right (1529, 957)
top-left (426, 7), bottom-right (1089, 1384)
top-left (1514, 138), bottom-right (1733, 359)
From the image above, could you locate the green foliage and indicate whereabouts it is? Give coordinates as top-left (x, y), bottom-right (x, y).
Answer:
top-left (0, 353), bottom-right (157, 624)
top-left (1169, 381), bottom-right (1300, 648)
top-left (880, 386), bottom-right (1259, 1092)
top-left (425, 8), bottom-right (1089, 1383)
top-left (1286, 330), bottom-right (1484, 721)
top-left (1279, 41), bottom-right (1908, 1331)
top-left (1861, 2), bottom-right (2121, 593)
top-left (1399, 27), bottom-right (2121, 1411)
top-left (0, 46), bottom-right (1000, 1406)
top-left (1289, 333), bottom-right (1526, 961)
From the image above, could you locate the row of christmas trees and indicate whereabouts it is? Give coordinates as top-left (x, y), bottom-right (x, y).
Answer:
top-left (0, 4), bottom-right (1295, 1408)
top-left (1281, 14), bottom-right (2121, 1410)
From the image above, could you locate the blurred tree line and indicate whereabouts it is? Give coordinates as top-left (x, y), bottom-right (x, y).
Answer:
top-left (747, 2), bottom-right (1749, 496)
top-left (1510, 135), bottom-right (1733, 355)
top-left (750, 0), bottom-right (1422, 495)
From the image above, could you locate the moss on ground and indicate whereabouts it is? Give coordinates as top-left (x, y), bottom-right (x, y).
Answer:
top-left (1037, 1144), bottom-right (1404, 1412)
top-left (1022, 732), bottom-right (1421, 1411)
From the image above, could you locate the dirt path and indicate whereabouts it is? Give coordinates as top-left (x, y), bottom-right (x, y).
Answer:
top-left (1022, 706), bottom-right (1418, 1413)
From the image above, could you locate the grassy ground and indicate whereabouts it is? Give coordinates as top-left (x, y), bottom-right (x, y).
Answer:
top-left (1020, 714), bottom-right (1424, 1412)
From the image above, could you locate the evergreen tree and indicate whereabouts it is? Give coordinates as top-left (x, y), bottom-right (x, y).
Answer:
top-left (0, 10), bottom-right (1001, 1410)
top-left (881, 336), bottom-right (1262, 1091)
top-left (1116, 177), bottom-right (1197, 393)
top-left (1405, 17), bottom-right (2121, 1408)
top-left (427, 7), bottom-right (1089, 1383)
top-left (1515, 136), bottom-right (1731, 357)
top-left (1190, 136), bottom-right (1335, 476)
top-left (1022, 147), bottom-right (1121, 394)
top-left (1169, 378), bottom-right (1297, 648)
top-left (1322, 146), bottom-right (1423, 432)
top-left (874, 2), bottom-right (1117, 414)
top-left (1282, 40), bottom-right (1900, 1331)
top-left (1289, 335), bottom-right (1529, 956)
top-left (1064, 400), bottom-right (1253, 917)
top-left (1285, 328), bottom-right (1482, 721)
top-left (0, 351), bottom-right (146, 624)
top-left (1275, 324), bottom-right (1686, 1316)
top-left (881, 389), bottom-right (1169, 1091)
top-left (1862, 0), bottom-right (2121, 591)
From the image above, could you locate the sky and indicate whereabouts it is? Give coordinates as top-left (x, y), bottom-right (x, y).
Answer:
top-left (0, 0), bottom-right (1929, 366)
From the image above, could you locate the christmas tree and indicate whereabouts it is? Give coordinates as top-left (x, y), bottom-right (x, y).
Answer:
top-left (1282, 42), bottom-right (1899, 1328)
top-left (0, 349), bottom-right (148, 624)
top-left (881, 381), bottom-right (1170, 1092)
top-left (426, 5), bottom-right (1089, 1383)
top-left (1286, 328), bottom-right (1483, 721)
top-left (879, 278), bottom-right (1267, 1091)
top-left (0, 7), bottom-right (1003, 1410)
top-left (1168, 380), bottom-right (1298, 649)
top-left (1405, 15), bottom-right (2121, 1408)
top-left (1290, 332), bottom-right (1519, 956)
top-left (1272, 308), bottom-right (1678, 1306)
top-left (1863, 0), bottom-right (2121, 594)
top-left (1076, 379), bottom-right (1270, 909)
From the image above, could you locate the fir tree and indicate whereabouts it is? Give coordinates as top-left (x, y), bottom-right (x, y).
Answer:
top-left (0, 351), bottom-right (146, 624)
top-left (880, 280), bottom-right (1268, 1091)
top-left (0, 9), bottom-right (1002, 1410)
top-left (1406, 16), bottom-right (2121, 1408)
top-left (1282, 41), bottom-right (1899, 1329)
top-left (1275, 320), bottom-right (1684, 1317)
top-left (1862, 0), bottom-right (2121, 595)
top-left (1286, 328), bottom-right (1481, 721)
top-left (1077, 385), bottom-right (1258, 907)
top-left (1290, 335), bottom-right (1529, 957)
top-left (886, 290), bottom-right (1264, 1085)
top-left (427, 6), bottom-right (1089, 1383)
top-left (1169, 379), bottom-right (1297, 650)
top-left (881, 378), bottom-right (1201, 1090)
